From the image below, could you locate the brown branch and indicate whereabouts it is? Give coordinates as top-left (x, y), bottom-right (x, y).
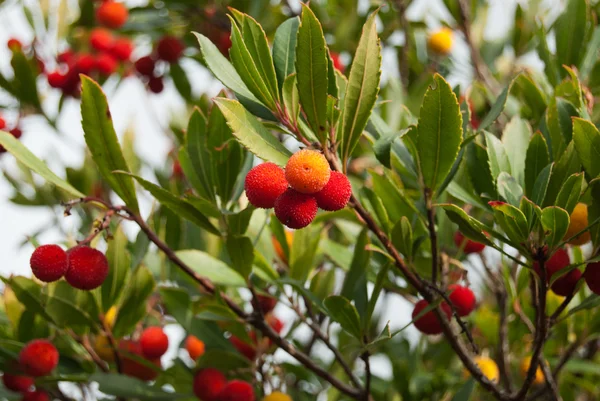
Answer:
top-left (424, 189), bottom-right (439, 285)
top-left (362, 350), bottom-right (372, 401)
top-left (538, 358), bottom-right (560, 401)
top-left (78, 334), bottom-right (109, 373)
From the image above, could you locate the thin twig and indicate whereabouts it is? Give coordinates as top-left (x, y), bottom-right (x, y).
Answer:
top-left (425, 189), bottom-right (439, 285)
top-left (362, 350), bottom-right (372, 401)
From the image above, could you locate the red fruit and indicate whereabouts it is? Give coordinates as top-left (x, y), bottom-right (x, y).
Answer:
top-left (533, 248), bottom-right (581, 296)
top-left (448, 284), bottom-right (476, 317)
top-left (217, 31), bottom-right (232, 56)
top-left (453, 231), bottom-right (486, 254)
top-left (229, 335), bottom-right (257, 360)
top-left (95, 53), bottom-right (118, 76)
top-left (89, 28), bottom-right (114, 52)
top-left (0, 117), bottom-right (5, 130)
top-left (156, 36), bottom-right (184, 63)
top-left (29, 244), bottom-right (68, 283)
top-left (10, 128), bottom-right (22, 139)
top-left (172, 159), bottom-right (183, 178)
top-left (57, 50), bottom-right (75, 64)
top-left (551, 269), bottom-right (581, 296)
top-left (22, 391), bottom-right (49, 401)
top-left (314, 171), bottom-right (352, 211)
top-left (256, 294), bottom-right (277, 314)
top-left (47, 71), bottom-right (67, 89)
top-left (584, 262), bottom-right (600, 294)
top-left (119, 340), bottom-right (161, 381)
top-left (96, 1), bottom-right (129, 29)
top-left (19, 340), bottom-right (59, 377)
top-left (2, 372), bottom-right (34, 393)
top-left (244, 163), bottom-right (288, 209)
top-left (330, 51), bottom-right (344, 73)
top-left (7, 38), bottom-right (22, 52)
top-left (65, 246), bottom-right (109, 290)
top-left (192, 368), bottom-right (227, 401)
top-left (134, 55), bottom-right (155, 76)
top-left (266, 315), bottom-right (284, 334)
top-left (110, 38), bottom-right (133, 61)
top-left (185, 335), bottom-right (205, 360)
top-left (148, 76), bottom-right (164, 94)
top-left (412, 299), bottom-right (452, 335)
top-left (140, 327), bottom-right (169, 359)
top-left (274, 188), bottom-right (318, 229)
top-left (219, 380), bottom-right (255, 401)
top-left (75, 53), bottom-right (96, 75)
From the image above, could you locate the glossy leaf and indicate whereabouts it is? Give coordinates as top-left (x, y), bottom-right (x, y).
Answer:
top-left (100, 227), bottom-right (130, 312)
top-left (531, 163), bottom-right (553, 207)
top-left (541, 206), bottom-right (570, 248)
top-left (439, 204), bottom-right (492, 245)
top-left (524, 132), bottom-right (550, 198)
top-left (497, 172), bottom-right (523, 207)
top-left (502, 117), bottom-right (531, 187)
top-left (341, 229), bottom-right (369, 322)
top-left (324, 295), bottom-right (363, 340)
top-left (478, 80), bottom-right (513, 131)
top-left (90, 373), bottom-right (188, 400)
top-left (273, 17), bottom-right (299, 89)
top-left (554, 0), bottom-right (590, 75)
top-left (490, 202), bottom-right (529, 244)
top-left (112, 266), bottom-right (155, 338)
top-left (282, 73), bottom-right (300, 125)
top-left (485, 132), bottom-right (511, 180)
top-left (226, 236), bottom-right (253, 279)
top-left (573, 117), bottom-right (600, 178)
top-left (176, 250), bottom-right (246, 287)
top-left (391, 216), bottom-right (414, 262)
top-left (555, 173), bottom-right (584, 214)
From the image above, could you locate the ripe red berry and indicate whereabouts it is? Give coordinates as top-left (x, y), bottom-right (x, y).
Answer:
top-left (134, 55), bottom-right (155, 76)
top-left (551, 268), bottom-right (581, 296)
top-left (75, 53), bottom-right (96, 75)
top-left (65, 246), bottom-right (109, 290)
top-left (2, 372), bottom-right (34, 393)
top-left (57, 50), bottom-right (75, 64)
top-left (533, 248), bottom-right (581, 296)
top-left (192, 368), bottom-right (227, 401)
top-left (256, 294), bottom-right (277, 314)
top-left (584, 262), bottom-right (600, 295)
top-left (29, 244), bottom-right (68, 283)
top-left (219, 380), bottom-right (255, 401)
top-left (314, 171), bottom-right (352, 211)
top-left (148, 76), bottom-right (164, 94)
top-left (453, 231), bottom-right (486, 254)
top-left (274, 188), bottom-right (318, 229)
top-left (96, 1), bottom-right (128, 29)
top-left (109, 38), bottom-right (133, 61)
top-left (119, 340), bottom-right (161, 381)
top-left (0, 116), bottom-right (5, 130)
top-left (140, 327), bottom-right (169, 359)
top-left (10, 128), bottom-right (22, 139)
top-left (448, 284), bottom-right (476, 317)
top-left (90, 28), bottom-right (114, 52)
top-left (7, 38), bottom-right (22, 52)
top-left (330, 51), bottom-right (344, 73)
top-left (156, 36), bottom-right (184, 63)
top-left (47, 71), bottom-right (67, 89)
top-left (229, 335), bottom-right (257, 360)
top-left (22, 390), bottom-right (49, 401)
top-left (412, 299), bottom-right (452, 335)
top-left (95, 53), bottom-right (118, 76)
top-left (19, 340), bottom-right (59, 377)
top-left (266, 314), bottom-right (284, 334)
top-left (244, 163), bottom-right (288, 209)
top-left (217, 31), bottom-right (232, 56)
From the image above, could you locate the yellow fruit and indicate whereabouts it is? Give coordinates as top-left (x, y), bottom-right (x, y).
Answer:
top-left (262, 391), bottom-right (292, 401)
top-left (428, 28), bottom-right (454, 55)
top-left (94, 334), bottom-right (115, 362)
top-left (564, 203), bottom-right (591, 245)
top-left (465, 356), bottom-right (499, 383)
top-left (272, 231), bottom-right (294, 264)
top-left (285, 149), bottom-right (331, 194)
top-left (104, 306), bottom-right (118, 329)
top-left (520, 356), bottom-right (545, 385)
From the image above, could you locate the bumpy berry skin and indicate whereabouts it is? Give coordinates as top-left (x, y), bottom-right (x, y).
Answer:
top-left (473, 357), bottom-right (500, 383)
top-left (274, 188), bottom-right (318, 229)
top-left (244, 163), bottom-right (288, 209)
top-left (30, 244), bottom-right (68, 283)
top-left (285, 149), bottom-right (331, 194)
top-left (262, 392), bottom-right (292, 401)
top-left (22, 391), bottom-right (49, 401)
top-left (453, 232), bottom-right (485, 254)
top-left (134, 55), bottom-right (155, 76)
top-left (448, 284), bottom-right (476, 317)
top-left (192, 368), bottom-right (226, 401)
top-left (185, 335), bottom-right (205, 361)
top-left (564, 203), bottom-right (591, 245)
top-left (229, 335), bottom-right (257, 360)
top-left (412, 299), bottom-right (451, 335)
top-left (584, 262), bottom-right (600, 295)
top-left (2, 372), bottom-right (34, 393)
top-left (427, 28), bottom-right (453, 55)
top-left (520, 356), bottom-right (544, 385)
top-left (140, 327), bottom-right (169, 359)
top-left (119, 340), bottom-right (161, 381)
top-left (156, 36), bottom-right (185, 63)
top-left (95, 53), bottom-right (118, 76)
top-left (314, 171), bottom-right (352, 211)
top-left (65, 246), bottom-right (109, 290)
top-left (96, 1), bottom-right (128, 29)
top-left (19, 340), bottom-right (59, 377)
top-left (219, 380), bottom-right (255, 401)
top-left (89, 28), bottom-right (114, 52)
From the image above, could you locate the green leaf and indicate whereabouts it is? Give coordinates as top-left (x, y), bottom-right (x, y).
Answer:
top-left (502, 117), bottom-right (531, 187)
top-left (438, 204), bottom-right (492, 245)
top-left (282, 73), bottom-right (300, 126)
top-left (478, 80), bottom-right (514, 131)
top-left (524, 132), bottom-right (550, 198)
top-left (467, 142), bottom-right (497, 198)
top-left (273, 17), bottom-right (299, 89)
top-left (112, 266), bottom-right (155, 338)
top-left (531, 163), bottom-right (553, 207)
top-left (185, 108), bottom-right (215, 201)
top-left (573, 117), bottom-right (600, 178)
top-left (226, 236), bottom-right (253, 279)
top-left (126, 174), bottom-right (220, 236)
top-left (541, 206), bottom-right (570, 248)
top-left (196, 349), bottom-right (251, 371)
top-left (416, 74), bottom-right (463, 193)
top-left (490, 202), bottom-right (529, 244)
top-left (90, 373), bottom-right (188, 400)
top-left (289, 225), bottom-right (321, 281)
top-left (391, 216), bottom-right (414, 262)
top-left (341, 229), bottom-right (369, 323)
top-left (451, 378), bottom-right (475, 401)
top-left (497, 172), bottom-right (523, 207)
top-left (80, 77), bottom-right (139, 212)
top-left (537, 25), bottom-right (560, 86)
top-left (2, 276), bottom-right (52, 322)
top-left (0, 131), bottom-right (84, 198)
top-left (45, 281), bottom-right (97, 329)
top-left (100, 227), bottom-right (130, 312)
top-left (554, 0), bottom-right (590, 75)
top-left (170, 62), bottom-right (192, 101)
top-left (296, 5), bottom-right (329, 142)
top-left (544, 141), bottom-right (581, 206)
top-left (176, 250), bottom-right (246, 287)
top-left (555, 173), bottom-right (585, 214)
top-left (324, 295), bottom-right (363, 340)
top-left (547, 98), bottom-right (578, 160)
top-left (338, 10), bottom-right (381, 162)
top-left (214, 98), bottom-right (292, 166)
top-left (10, 51), bottom-right (40, 107)
top-left (160, 287), bottom-right (191, 329)
top-left (485, 132), bottom-right (511, 179)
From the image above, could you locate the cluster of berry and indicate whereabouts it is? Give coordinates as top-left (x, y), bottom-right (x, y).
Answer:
top-left (244, 150), bottom-right (352, 229)
top-left (46, 1), bottom-right (130, 96)
top-left (193, 370), bottom-right (255, 401)
top-left (118, 326), bottom-right (169, 381)
top-left (412, 284), bottom-right (477, 335)
top-left (29, 244), bottom-right (108, 290)
top-left (133, 36), bottom-right (185, 94)
top-left (0, 113), bottom-right (23, 154)
top-left (2, 340), bottom-right (59, 401)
